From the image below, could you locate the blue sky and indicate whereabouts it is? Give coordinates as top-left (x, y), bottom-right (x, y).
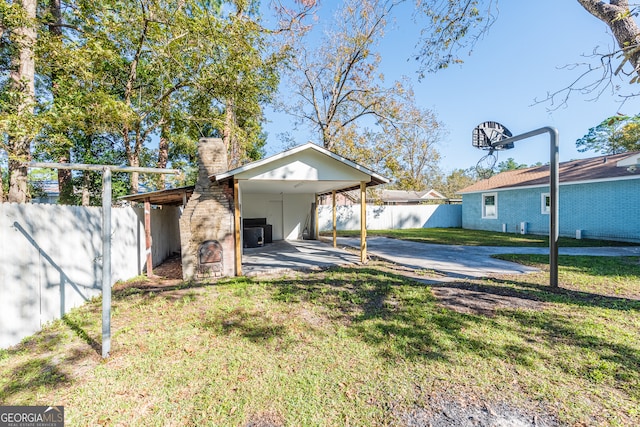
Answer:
top-left (263, 0), bottom-right (640, 173)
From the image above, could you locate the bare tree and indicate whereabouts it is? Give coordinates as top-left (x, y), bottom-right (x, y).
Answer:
top-left (281, 0), bottom-right (402, 151)
top-left (413, 0), bottom-right (498, 76)
top-left (578, 0), bottom-right (640, 78)
top-left (536, 1), bottom-right (640, 107)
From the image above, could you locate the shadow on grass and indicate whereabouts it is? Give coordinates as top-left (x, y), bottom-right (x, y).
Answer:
top-left (266, 266), bottom-right (640, 394)
top-left (198, 307), bottom-right (288, 345)
top-left (0, 357), bottom-right (71, 401)
top-left (112, 277), bottom-right (245, 301)
top-left (270, 267), bottom-right (492, 361)
top-left (495, 254), bottom-right (640, 280)
top-left (62, 314), bottom-right (102, 354)
top-left (0, 333), bottom-right (94, 401)
top-left (429, 279), bottom-right (640, 312)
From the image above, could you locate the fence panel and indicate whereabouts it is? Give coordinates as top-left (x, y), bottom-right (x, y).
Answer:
top-left (0, 203), bottom-right (180, 349)
top-left (317, 204), bottom-right (462, 231)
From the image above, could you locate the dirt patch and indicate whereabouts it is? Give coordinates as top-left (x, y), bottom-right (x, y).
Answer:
top-left (367, 258), bottom-right (546, 316)
top-left (113, 253), bottom-right (184, 293)
top-left (396, 395), bottom-right (560, 427)
top-left (428, 282), bottom-right (545, 316)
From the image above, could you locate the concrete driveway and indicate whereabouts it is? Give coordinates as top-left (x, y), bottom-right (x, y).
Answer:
top-left (336, 236), bottom-right (640, 279)
top-left (242, 240), bottom-right (360, 277)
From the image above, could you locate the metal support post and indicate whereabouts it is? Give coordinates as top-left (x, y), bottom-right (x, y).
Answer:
top-left (101, 168), bottom-right (112, 358)
top-left (26, 161), bottom-right (179, 358)
top-left (491, 127), bottom-right (559, 287)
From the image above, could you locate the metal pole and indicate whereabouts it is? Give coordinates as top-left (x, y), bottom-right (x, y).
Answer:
top-left (28, 162), bottom-right (180, 175)
top-left (491, 126), bottom-right (559, 287)
top-left (360, 182), bottom-right (367, 264)
top-left (101, 168), bottom-right (112, 358)
top-left (25, 161), bottom-right (179, 358)
top-left (549, 128), bottom-right (560, 287)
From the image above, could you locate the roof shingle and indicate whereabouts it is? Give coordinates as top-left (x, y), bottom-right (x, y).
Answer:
top-left (458, 151), bottom-right (640, 193)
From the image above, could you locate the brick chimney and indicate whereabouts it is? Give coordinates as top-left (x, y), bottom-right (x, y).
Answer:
top-left (179, 138), bottom-right (236, 280)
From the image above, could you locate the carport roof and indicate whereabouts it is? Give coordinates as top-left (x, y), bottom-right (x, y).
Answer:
top-left (120, 142), bottom-right (389, 205)
top-left (120, 185), bottom-right (194, 205)
top-left (213, 142), bottom-right (388, 196)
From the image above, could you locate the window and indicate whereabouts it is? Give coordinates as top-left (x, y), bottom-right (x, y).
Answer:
top-left (482, 192), bottom-right (498, 219)
top-left (541, 193), bottom-right (550, 214)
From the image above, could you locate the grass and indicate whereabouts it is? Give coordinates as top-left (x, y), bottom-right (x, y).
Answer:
top-left (323, 227), bottom-right (639, 247)
top-left (1, 257), bottom-right (639, 426)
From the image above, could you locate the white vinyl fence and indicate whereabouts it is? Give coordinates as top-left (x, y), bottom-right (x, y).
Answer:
top-left (0, 203), bottom-right (180, 349)
top-left (318, 204), bottom-right (461, 231)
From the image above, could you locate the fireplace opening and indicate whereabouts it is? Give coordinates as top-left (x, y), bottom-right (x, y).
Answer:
top-left (199, 240), bottom-right (223, 272)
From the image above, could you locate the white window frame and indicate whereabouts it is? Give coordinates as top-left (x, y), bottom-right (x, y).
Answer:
top-left (482, 192), bottom-right (498, 219)
top-left (541, 193), bottom-right (550, 215)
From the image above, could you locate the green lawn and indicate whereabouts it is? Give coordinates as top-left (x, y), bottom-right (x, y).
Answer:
top-left (323, 227), bottom-right (639, 247)
top-left (1, 255), bottom-right (638, 426)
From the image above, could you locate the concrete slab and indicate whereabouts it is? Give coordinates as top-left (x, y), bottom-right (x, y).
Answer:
top-left (336, 236), bottom-right (640, 279)
top-left (240, 236), bottom-right (640, 279)
top-left (242, 239), bottom-right (360, 277)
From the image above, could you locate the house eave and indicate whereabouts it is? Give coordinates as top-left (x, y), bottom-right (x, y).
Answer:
top-left (458, 173), bottom-right (640, 195)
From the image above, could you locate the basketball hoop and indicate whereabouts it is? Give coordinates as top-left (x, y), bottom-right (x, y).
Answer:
top-left (472, 121), bottom-right (514, 179)
top-left (472, 121), bottom-right (514, 150)
top-left (476, 151), bottom-right (498, 179)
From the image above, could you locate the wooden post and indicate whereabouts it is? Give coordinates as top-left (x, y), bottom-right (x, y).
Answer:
top-left (360, 182), bottom-right (367, 264)
top-left (332, 190), bottom-right (337, 248)
top-left (233, 179), bottom-right (242, 276)
top-left (144, 198), bottom-right (153, 277)
top-left (314, 194), bottom-right (319, 240)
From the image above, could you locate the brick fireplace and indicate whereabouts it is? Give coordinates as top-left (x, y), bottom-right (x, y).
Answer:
top-left (179, 138), bottom-right (236, 280)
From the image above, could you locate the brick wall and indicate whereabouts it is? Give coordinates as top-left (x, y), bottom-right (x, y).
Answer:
top-left (179, 138), bottom-right (236, 280)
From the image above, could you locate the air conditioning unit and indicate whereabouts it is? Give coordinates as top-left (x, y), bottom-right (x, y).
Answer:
top-left (519, 222), bottom-right (528, 235)
top-left (576, 229), bottom-right (583, 240)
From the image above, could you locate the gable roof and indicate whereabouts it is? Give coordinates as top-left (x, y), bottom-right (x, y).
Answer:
top-left (378, 189), bottom-right (447, 203)
top-left (213, 142), bottom-right (389, 195)
top-left (120, 143), bottom-right (389, 205)
top-left (458, 151), bottom-right (640, 194)
top-left (214, 142), bottom-right (387, 182)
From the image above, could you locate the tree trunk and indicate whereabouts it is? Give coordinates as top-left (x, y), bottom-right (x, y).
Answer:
top-left (49, 0), bottom-right (74, 203)
top-left (81, 171), bottom-right (91, 206)
top-left (57, 158), bottom-right (73, 204)
top-left (157, 123), bottom-right (169, 189)
top-left (577, 0), bottom-right (640, 76)
top-left (129, 151), bottom-right (140, 194)
top-left (8, 155), bottom-right (29, 203)
top-left (7, 0), bottom-right (37, 203)
top-left (224, 98), bottom-right (240, 169)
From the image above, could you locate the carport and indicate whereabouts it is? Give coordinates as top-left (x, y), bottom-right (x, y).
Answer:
top-left (122, 142), bottom-right (388, 277)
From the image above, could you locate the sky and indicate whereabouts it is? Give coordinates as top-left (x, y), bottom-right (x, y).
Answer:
top-left (262, 0), bottom-right (640, 174)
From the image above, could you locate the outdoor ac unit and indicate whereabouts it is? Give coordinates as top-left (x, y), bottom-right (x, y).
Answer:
top-left (519, 222), bottom-right (527, 235)
top-left (576, 229), bottom-right (583, 240)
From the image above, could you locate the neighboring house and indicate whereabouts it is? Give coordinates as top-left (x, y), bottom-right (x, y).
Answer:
top-left (377, 189), bottom-right (448, 204)
top-left (31, 180), bottom-right (60, 204)
top-left (458, 151), bottom-right (640, 242)
top-left (318, 188), bottom-right (449, 205)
